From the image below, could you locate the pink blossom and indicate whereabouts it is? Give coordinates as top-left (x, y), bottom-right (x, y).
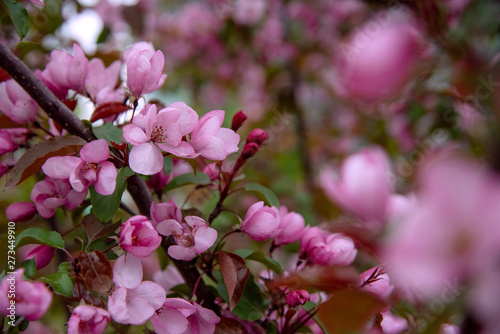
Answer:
top-left (35, 44), bottom-right (89, 99)
top-left (300, 227), bottom-right (357, 266)
top-left (150, 298), bottom-right (220, 334)
top-left (22, 245), bottom-right (55, 269)
top-left (123, 103), bottom-right (198, 174)
top-left (124, 42), bottom-right (167, 97)
top-left (379, 311), bottom-right (408, 334)
top-left (320, 146), bottom-right (393, 222)
top-left (85, 58), bottom-right (122, 102)
top-left (108, 253), bottom-right (166, 325)
top-left (202, 163), bottom-right (219, 181)
top-left (153, 265), bottom-right (184, 294)
top-left (150, 198), bottom-right (182, 228)
top-left (119, 215), bottom-right (162, 258)
top-left (67, 305), bottom-right (111, 334)
top-left (286, 290), bottom-right (310, 307)
top-left (241, 201), bottom-right (280, 242)
top-left (189, 109), bottom-right (240, 161)
top-left (0, 129), bottom-right (18, 155)
top-left (157, 216), bottom-right (217, 261)
top-left (0, 79), bottom-right (38, 124)
top-left (271, 206), bottom-right (305, 246)
top-left (42, 139), bottom-right (117, 196)
top-left (358, 267), bottom-right (393, 301)
top-left (30, 177), bottom-right (87, 218)
top-left (0, 269), bottom-right (52, 321)
top-left (6, 202), bottom-right (37, 222)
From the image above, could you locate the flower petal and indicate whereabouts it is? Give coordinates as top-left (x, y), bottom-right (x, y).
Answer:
top-left (129, 142), bottom-right (164, 175)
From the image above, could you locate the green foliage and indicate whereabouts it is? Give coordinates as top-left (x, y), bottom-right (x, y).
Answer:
top-left (243, 183), bottom-right (280, 208)
top-left (40, 272), bottom-right (73, 298)
top-left (164, 172), bottom-right (211, 191)
top-left (234, 249), bottom-right (282, 275)
top-left (21, 258), bottom-right (36, 279)
top-left (15, 227), bottom-right (65, 249)
top-left (2, 0), bottom-right (29, 39)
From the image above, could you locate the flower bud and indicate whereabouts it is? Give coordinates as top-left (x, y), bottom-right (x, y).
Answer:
top-left (286, 290), bottom-right (310, 307)
top-left (246, 128), bottom-right (268, 147)
top-left (241, 142), bottom-right (259, 160)
top-left (6, 202), bottom-right (37, 222)
top-left (231, 110), bottom-right (247, 132)
top-left (241, 201), bottom-right (280, 241)
top-left (24, 245), bottom-right (55, 269)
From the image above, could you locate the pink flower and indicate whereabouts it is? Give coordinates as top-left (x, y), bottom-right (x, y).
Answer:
top-left (6, 202), bottom-right (37, 222)
top-left (0, 79), bottom-right (38, 124)
top-left (108, 254), bottom-right (166, 325)
top-left (157, 216), bottom-right (217, 261)
top-left (0, 269), bottom-right (52, 321)
top-left (119, 215), bottom-right (162, 258)
top-left (358, 267), bottom-right (393, 301)
top-left (67, 305), bottom-right (111, 334)
top-left (123, 103), bottom-right (198, 175)
top-left (286, 290), bottom-right (310, 308)
top-left (35, 44), bottom-right (89, 99)
top-left (150, 298), bottom-right (220, 334)
top-left (379, 311), bottom-right (408, 334)
top-left (189, 109), bottom-right (240, 161)
top-left (241, 201), bottom-right (280, 242)
top-left (85, 58), bottom-right (122, 102)
top-left (150, 198), bottom-right (182, 228)
top-left (22, 245), bottom-right (55, 269)
top-left (320, 146), bottom-right (393, 222)
top-left (124, 42), bottom-right (167, 97)
top-left (30, 177), bottom-right (87, 218)
top-left (42, 139), bottom-right (117, 195)
top-left (300, 227), bottom-right (357, 266)
top-left (271, 206), bottom-right (305, 245)
top-left (202, 163), bottom-right (219, 181)
top-left (0, 129), bottom-right (18, 155)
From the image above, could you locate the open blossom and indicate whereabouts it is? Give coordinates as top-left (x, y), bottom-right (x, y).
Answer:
top-left (30, 177), bottom-right (86, 218)
top-left (108, 254), bottom-right (166, 325)
top-left (67, 305), bottom-right (111, 334)
top-left (241, 201), bottom-right (280, 241)
top-left (42, 139), bottom-right (117, 196)
top-left (300, 227), bottom-right (357, 266)
top-left (189, 109), bottom-right (240, 161)
top-left (0, 79), bottom-right (38, 124)
top-left (123, 103), bottom-right (198, 175)
top-left (157, 216), bottom-right (217, 261)
top-left (124, 42), bottom-right (167, 97)
top-left (35, 43), bottom-right (89, 99)
top-left (320, 146), bottom-right (393, 222)
top-left (271, 205), bottom-right (305, 245)
top-left (150, 198), bottom-right (182, 228)
top-left (119, 215), bottom-right (162, 258)
top-left (0, 269), bottom-right (52, 321)
top-left (150, 298), bottom-right (220, 334)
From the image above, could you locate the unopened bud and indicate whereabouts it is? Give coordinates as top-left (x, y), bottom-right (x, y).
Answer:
top-left (6, 202), bottom-right (37, 222)
top-left (231, 110), bottom-right (247, 132)
top-left (286, 289), bottom-right (310, 308)
top-left (246, 129), bottom-right (268, 147)
top-left (242, 142), bottom-right (259, 160)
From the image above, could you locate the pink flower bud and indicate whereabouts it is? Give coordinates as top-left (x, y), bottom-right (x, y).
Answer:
top-left (300, 227), bottom-right (357, 266)
top-left (67, 305), bottom-right (111, 334)
top-left (286, 290), bottom-right (310, 307)
top-left (0, 79), bottom-right (38, 124)
top-left (246, 128), bottom-right (268, 147)
top-left (23, 245), bottom-right (55, 269)
top-left (320, 146), bottom-right (393, 222)
top-left (119, 215), bottom-right (162, 258)
top-left (231, 110), bottom-right (247, 131)
top-left (241, 201), bottom-right (280, 241)
top-left (0, 269), bottom-right (52, 321)
top-left (241, 142), bottom-right (259, 160)
top-left (358, 267), bottom-right (393, 300)
top-left (150, 198), bottom-right (182, 228)
top-left (271, 206), bottom-right (306, 246)
top-left (6, 202), bottom-right (37, 222)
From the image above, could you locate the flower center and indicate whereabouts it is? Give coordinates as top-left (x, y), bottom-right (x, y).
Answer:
top-left (150, 125), bottom-right (167, 143)
top-left (178, 234), bottom-right (194, 248)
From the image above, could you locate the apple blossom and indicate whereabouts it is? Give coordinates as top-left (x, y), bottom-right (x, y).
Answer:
top-left (85, 58), bottom-right (122, 102)
top-left (119, 215), bottom-right (162, 258)
top-left (241, 201), bottom-right (280, 242)
top-left (286, 290), bottom-right (310, 308)
top-left (358, 267), bottom-right (393, 301)
top-left (0, 79), bottom-right (38, 124)
top-left (6, 201), bottom-right (37, 222)
top-left (22, 245), bottom-right (55, 269)
top-left (271, 205), bottom-right (305, 246)
top-left (300, 227), bottom-right (357, 266)
top-left (67, 305), bottom-right (111, 334)
top-left (0, 129), bottom-right (17, 155)
top-left (150, 198), bottom-right (183, 228)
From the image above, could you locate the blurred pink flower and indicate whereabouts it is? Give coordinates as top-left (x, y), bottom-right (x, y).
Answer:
top-left (119, 215), bottom-right (162, 258)
top-left (85, 58), bottom-right (122, 102)
top-left (241, 201), bottom-right (280, 242)
top-left (0, 79), bottom-right (38, 124)
top-left (124, 42), bottom-right (167, 97)
top-left (67, 305), bottom-right (110, 334)
top-left (358, 267), bottom-right (393, 302)
top-left (30, 177), bottom-right (86, 218)
top-left (271, 206), bottom-right (305, 246)
top-left (0, 269), bottom-right (52, 321)
top-left (0, 129), bottom-right (17, 155)
top-left (300, 227), bottom-right (357, 266)
top-left (286, 290), bottom-right (310, 308)
top-left (157, 216), bottom-right (217, 261)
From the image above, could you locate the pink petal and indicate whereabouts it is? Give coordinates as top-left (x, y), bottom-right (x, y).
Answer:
top-left (244, 201), bottom-right (264, 221)
top-left (194, 225), bottom-right (217, 254)
top-left (150, 307), bottom-right (189, 334)
top-left (113, 253), bottom-right (143, 289)
top-left (42, 156), bottom-right (81, 179)
top-left (184, 216), bottom-right (205, 229)
top-left (156, 219), bottom-right (184, 237)
top-left (157, 141), bottom-right (197, 159)
top-left (168, 245), bottom-right (197, 261)
top-left (123, 124), bottom-right (149, 145)
top-left (128, 142), bottom-right (164, 175)
top-left (216, 128), bottom-right (240, 155)
top-left (129, 281), bottom-right (166, 310)
top-left (65, 189), bottom-right (87, 210)
top-left (95, 161), bottom-right (117, 195)
top-left (80, 139), bottom-right (110, 163)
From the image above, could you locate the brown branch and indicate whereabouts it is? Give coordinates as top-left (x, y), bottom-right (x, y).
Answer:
top-left (0, 42), bottom-right (219, 313)
top-left (0, 43), bottom-right (94, 142)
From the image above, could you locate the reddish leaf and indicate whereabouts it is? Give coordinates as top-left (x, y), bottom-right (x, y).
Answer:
top-left (317, 289), bottom-right (387, 334)
top-left (76, 251), bottom-right (113, 294)
top-left (62, 99), bottom-right (78, 111)
top-left (4, 136), bottom-right (86, 190)
top-left (0, 68), bottom-right (11, 83)
top-left (219, 251), bottom-right (250, 310)
top-left (0, 114), bottom-right (21, 128)
top-left (214, 317), bottom-right (265, 334)
top-left (90, 102), bottom-right (130, 122)
top-left (82, 213), bottom-right (121, 244)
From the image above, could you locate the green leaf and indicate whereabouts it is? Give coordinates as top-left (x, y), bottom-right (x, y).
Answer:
top-left (2, 0), bottom-right (29, 39)
top-left (90, 167), bottom-right (134, 221)
top-left (163, 157), bottom-right (173, 175)
top-left (15, 228), bottom-right (65, 249)
top-left (164, 172), bottom-right (211, 191)
top-left (40, 273), bottom-right (73, 298)
top-left (58, 262), bottom-right (73, 275)
top-left (243, 183), bottom-right (280, 208)
top-left (92, 123), bottom-right (124, 145)
top-left (234, 249), bottom-right (282, 275)
top-left (21, 258), bottom-right (36, 279)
